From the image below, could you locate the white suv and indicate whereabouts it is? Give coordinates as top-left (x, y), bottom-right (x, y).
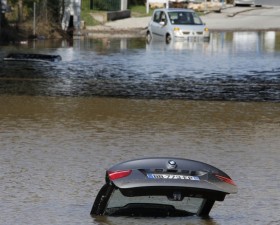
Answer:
top-left (146, 8), bottom-right (210, 43)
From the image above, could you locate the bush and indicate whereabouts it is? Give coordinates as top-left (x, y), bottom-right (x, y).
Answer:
top-left (129, 0), bottom-right (146, 6)
top-left (90, 0), bottom-right (120, 11)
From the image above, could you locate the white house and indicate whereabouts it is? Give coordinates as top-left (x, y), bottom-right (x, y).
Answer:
top-left (61, 0), bottom-right (81, 31)
top-left (1, 0), bottom-right (7, 13)
top-left (61, 0), bottom-right (129, 31)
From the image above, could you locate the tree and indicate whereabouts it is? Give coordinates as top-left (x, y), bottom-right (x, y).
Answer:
top-left (18, 0), bottom-right (23, 22)
top-left (129, 0), bottom-right (145, 5)
top-left (7, 0), bottom-right (62, 23)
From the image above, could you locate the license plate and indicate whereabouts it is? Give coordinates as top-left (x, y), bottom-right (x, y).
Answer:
top-left (147, 173), bottom-right (200, 181)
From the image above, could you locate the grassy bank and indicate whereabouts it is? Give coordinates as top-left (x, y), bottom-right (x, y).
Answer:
top-left (81, 5), bottom-right (153, 26)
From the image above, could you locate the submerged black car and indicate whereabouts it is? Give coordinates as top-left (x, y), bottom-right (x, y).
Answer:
top-left (91, 157), bottom-right (237, 217)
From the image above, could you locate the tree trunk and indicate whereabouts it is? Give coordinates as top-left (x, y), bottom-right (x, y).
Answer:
top-left (18, 0), bottom-right (23, 23)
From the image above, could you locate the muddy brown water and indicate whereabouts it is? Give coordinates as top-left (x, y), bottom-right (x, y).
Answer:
top-left (0, 97), bottom-right (279, 225)
top-left (0, 32), bottom-right (279, 224)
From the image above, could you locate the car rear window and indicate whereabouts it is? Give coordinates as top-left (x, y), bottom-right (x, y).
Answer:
top-left (168, 12), bottom-right (203, 25)
top-left (105, 189), bottom-right (205, 216)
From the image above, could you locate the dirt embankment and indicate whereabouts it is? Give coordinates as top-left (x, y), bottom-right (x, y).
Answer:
top-left (0, 20), bottom-right (69, 44)
top-left (84, 6), bottom-right (280, 38)
top-left (3, 5), bottom-right (280, 42)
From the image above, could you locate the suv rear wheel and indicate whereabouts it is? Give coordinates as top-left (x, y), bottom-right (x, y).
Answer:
top-left (146, 31), bottom-right (152, 43)
top-left (166, 34), bottom-right (171, 44)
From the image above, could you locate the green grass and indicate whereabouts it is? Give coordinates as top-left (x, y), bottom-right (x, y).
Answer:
top-left (80, 5), bottom-right (205, 27)
top-left (81, 8), bottom-right (104, 26)
top-left (80, 5), bottom-right (153, 26)
top-left (129, 5), bottom-right (154, 17)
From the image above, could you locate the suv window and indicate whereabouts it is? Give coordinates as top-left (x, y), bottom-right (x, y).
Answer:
top-left (153, 11), bottom-right (167, 24)
top-left (192, 12), bottom-right (203, 25)
top-left (168, 11), bottom-right (203, 25)
top-left (153, 11), bottom-right (162, 23)
top-left (105, 189), bottom-right (205, 216)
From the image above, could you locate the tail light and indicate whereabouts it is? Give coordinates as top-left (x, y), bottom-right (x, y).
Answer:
top-left (108, 170), bottom-right (132, 181)
top-left (215, 174), bottom-right (236, 186)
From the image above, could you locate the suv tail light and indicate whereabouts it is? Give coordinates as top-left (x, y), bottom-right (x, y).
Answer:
top-left (108, 170), bottom-right (132, 180)
top-left (215, 174), bottom-right (236, 186)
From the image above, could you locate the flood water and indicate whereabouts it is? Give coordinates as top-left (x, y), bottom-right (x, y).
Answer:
top-left (0, 32), bottom-right (280, 225)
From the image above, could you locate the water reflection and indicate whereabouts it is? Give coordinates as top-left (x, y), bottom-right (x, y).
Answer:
top-left (4, 30), bottom-right (280, 54)
top-left (264, 31), bottom-right (276, 52)
top-left (209, 32), bottom-right (280, 54)
top-left (0, 96), bottom-right (279, 225)
top-left (1, 31), bottom-right (280, 225)
top-left (93, 215), bottom-right (220, 225)
top-left (0, 31), bottom-right (280, 101)
top-left (231, 31), bottom-right (279, 54)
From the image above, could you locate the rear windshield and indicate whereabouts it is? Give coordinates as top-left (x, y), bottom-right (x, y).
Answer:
top-left (105, 189), bottom-right (205, 217)
top-left (168, 11), bottom-right (203, 25)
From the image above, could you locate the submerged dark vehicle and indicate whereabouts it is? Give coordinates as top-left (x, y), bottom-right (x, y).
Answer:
top-left (3, 53), bottom-right (62, 62)
top-left (91, 157), bottom-right (237, 217)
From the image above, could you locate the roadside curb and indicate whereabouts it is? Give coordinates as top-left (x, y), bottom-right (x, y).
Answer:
top-left (226, 5), bottom-right (273, 17)
top-left (81, 27), bottom-right (147, 38)
top-left (79, 6), bottom-right (280, 38)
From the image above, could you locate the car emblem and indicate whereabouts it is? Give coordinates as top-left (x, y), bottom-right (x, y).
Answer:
top-left (167, 160), bottom-right (177, 169)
